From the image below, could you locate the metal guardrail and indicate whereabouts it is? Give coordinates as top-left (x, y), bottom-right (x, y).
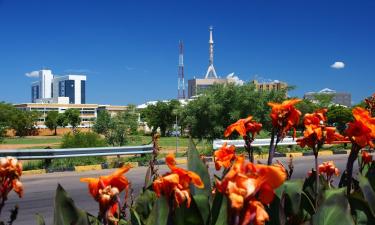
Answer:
top-left (0, 144), bottom-right (154, 160)
top-left (213, 138), bottom-right (297, 149)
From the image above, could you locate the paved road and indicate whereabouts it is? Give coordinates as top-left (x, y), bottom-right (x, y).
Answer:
top-left (2, 154), bottom-right (358, 225)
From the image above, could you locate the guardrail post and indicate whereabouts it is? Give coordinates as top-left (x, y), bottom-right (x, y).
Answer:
top-left (44, 159), bottom-right (52, 171)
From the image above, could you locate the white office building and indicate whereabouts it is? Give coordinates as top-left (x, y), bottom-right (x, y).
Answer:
top-left (31, 70), bottom-right (86, 104)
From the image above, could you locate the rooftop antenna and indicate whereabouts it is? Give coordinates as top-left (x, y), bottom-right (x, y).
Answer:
top-left (205, 26), bottom-right (218, 79)
top-left (178, 40), bottom-right (186, 99)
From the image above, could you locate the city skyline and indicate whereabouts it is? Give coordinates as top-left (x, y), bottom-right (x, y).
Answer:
top-left (0, 0), bottom-right (374, 105)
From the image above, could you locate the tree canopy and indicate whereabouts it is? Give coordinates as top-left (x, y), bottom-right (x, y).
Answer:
top-left (180, 83), bottom-right (287, 140)
top-left (141, 100), bottom-right (181, 136)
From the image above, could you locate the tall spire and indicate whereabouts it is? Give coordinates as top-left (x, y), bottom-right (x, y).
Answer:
top-left (205, 26), bottom-right (218, 79)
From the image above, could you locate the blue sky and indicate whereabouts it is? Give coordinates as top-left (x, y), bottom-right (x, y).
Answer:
top-left (0, 0), bottom-right (374, 105)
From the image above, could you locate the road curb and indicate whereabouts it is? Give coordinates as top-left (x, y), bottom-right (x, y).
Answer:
top-left (23, 169), bottom-right (46, 175)
top-left (75, 164), bottom-right (102, 172)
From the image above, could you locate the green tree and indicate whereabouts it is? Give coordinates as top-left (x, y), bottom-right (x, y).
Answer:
top-left (94, 106), bottom-right (140, 146)
top-left (181, 83), bottom-right (287, 141)
top-left (327, 105), bottom-right (353, 133)
top-left (93, 110), bottom-right (112, 135)
top-left (45, 111), bottom-right (59, 135)
top-left (141, 100), bottom-right (181, 136)
top-left (0, 102), bottom-right (16, 142)
top-left (57, 113), bottom-right (68, 128)
top-left (312, 93), bottom-right (334, 108)
top-left (10, 110), bottom-right (40, 137)
top-left (64, 109), bottom-right (81, 132)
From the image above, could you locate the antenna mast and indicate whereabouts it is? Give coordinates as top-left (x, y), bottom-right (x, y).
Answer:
top-left (178, 40), bottom-right (185, 99)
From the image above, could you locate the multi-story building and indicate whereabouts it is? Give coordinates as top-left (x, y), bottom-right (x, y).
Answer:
top-left (15, 103), bottom-right (97, 128)
top-left (31, 69), bottom-right (86, 104)
top-left (97, 105), bottom-right (128, 117)
top-left (304, 88), bottom-right (352, 107)
top-left (188, 78), bottom-right (229, 98)
top-left (251, 79), bottom-right (288, 92)
top-left (14, 103), bottom-right (129, 128)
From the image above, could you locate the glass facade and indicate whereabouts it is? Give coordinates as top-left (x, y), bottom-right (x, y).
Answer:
top-left (81, 80), bottom-right (86, 104)
top-left (31, 85), bottom-right (39, 103)
top-left (64, 80), bottom-right (75, 104)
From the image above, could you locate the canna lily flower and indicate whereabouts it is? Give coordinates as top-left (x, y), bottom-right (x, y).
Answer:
top-left (80, 165), bottom-right (131, 223)
top-left (216, 156), bottom-right (286, 225)
top-left (362, 151), bottom-right (373, 164)
top-left (0, 157), bottom-right (23, 199)
top-left (214, 142), bottom-right (236, 170)
top-left (318, 161), bottom-right (339, 178)
top-left (297, 109), bottom-right (344, 149)
top-left (224, 116), bottom-right (262, 139)
top-left (345, 107), bottom-right (375, 148)
top-left (153, 154), bottom-right (204, 208)
top-left (268, 99), bottom-right (301, 139)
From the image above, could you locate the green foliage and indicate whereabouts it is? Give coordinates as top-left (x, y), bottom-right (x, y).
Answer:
top-left (181, 83), bottom-right (287, 140)
top-left (0, 102), bottom-right (15, 142)
top-left (312, 93), bottom-right (335, 108)
top-left (94, 107), bottom-right (139, 146)
top-left (141, 100), bottom-right (181, 136)
top-left (312, 188), bottom-right (354, 225)
top-left (45, 111), bottom-right (59, 135)
top-left (57, 113), bottom-right (68, 128)
top-left (10, 110), bottom-right (40, 137)
top-left (64, 108), bottom-right (81, 130)
top-left (187, 139), bottom-right (211, 196)
top-left (60, 132), bottom-right (106, 148)
top-left (93, 110), bottom-right (112, 135)
top-left (36, 184), bottom-right (100, 225)
top-left (327, 105), bottom-right (353, 133)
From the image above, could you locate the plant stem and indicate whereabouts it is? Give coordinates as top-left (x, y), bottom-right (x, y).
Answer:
top-left (244, 137), bottom-right (253, 163)
top-left (267, 129), bottom-right (275, 165)
top-left (313, 145), bottom-right (319, 207)
top-left (346, 144), bottom-right (360, 195)
top-left (267, 131), bottom-right (280, 165)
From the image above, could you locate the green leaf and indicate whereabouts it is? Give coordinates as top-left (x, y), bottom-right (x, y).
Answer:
top-left (312, 188), bottom-right (355, 225)
top-left (173, 196), bottom-right (205, 225)
top-left (53, 184), bottom-right (96, 225)
top-left (187, 139), bottom-right (211, 196)
top-left (132, 190), bottom-right (157, 223)
top-left (131, 209), bottom-right (143, 225)
top-left (365, 163), bottom-right (375, 190)
top-left (210, 193), bottom-right (228, 225)
top-left (35, 214), bottom-right (46, 225)
top-left (193, 195), bottom-right (210, 225)
top-left (358, 174), bottom-right (375, 216)
top-left (146, 196), bottom-right (169, 225)
top-left (349, 192), bottom-right (375, 225)
top-left (277, 179), bottom-right (304, 215)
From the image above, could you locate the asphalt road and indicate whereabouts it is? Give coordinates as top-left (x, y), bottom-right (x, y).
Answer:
top-left (2, 154), bottom-right (358, 225)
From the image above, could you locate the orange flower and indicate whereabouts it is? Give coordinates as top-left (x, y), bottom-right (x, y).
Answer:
top-left (318, 161), bottom-right (339, 178)
top-left (0, 157), bottom-right (23, 199)
top-left (224, 116), bottom-right (262, 139)
top-left (268, 99), bottom-right (301, 138)
top-left (214, 142), bottom-right (236, 170)
top-left (362, 151), bottom-right (373, 164)
top-left (216, 156), bottom-right (286, 225)
top-left (153, 154), bottom-right (204, 208)
top-left (346, 107), bottom-right (375, 148)
top-left (80, 165), bottom-right (131, 222)
top-left (297, 109), bottom-right (344, 149)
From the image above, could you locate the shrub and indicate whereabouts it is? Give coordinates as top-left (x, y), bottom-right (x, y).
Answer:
top-left (60, 131), bottom-right (107, 148)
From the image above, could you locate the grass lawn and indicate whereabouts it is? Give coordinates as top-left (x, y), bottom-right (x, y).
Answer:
top-left (1, 136), bottom-right (63, 145)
